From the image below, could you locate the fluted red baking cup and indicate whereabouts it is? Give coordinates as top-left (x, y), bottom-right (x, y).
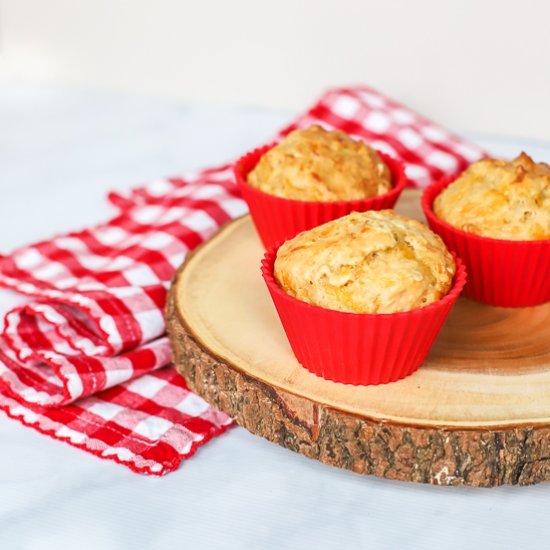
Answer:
top-left (235, 143), bottom-right (409, 249)
top-left (422, 177), bottom-right (550, 307)
top-left (261, 247), bottom-right (467, 386)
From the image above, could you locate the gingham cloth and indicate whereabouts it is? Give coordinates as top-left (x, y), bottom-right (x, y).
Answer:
top-left (0, 86), bottom-right (486, 476)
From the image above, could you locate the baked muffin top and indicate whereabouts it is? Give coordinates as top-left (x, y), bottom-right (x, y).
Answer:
top-left (434, 152), bottom-right (550, 240)
top-left (247, 125), bottom-right (392, 201)
top-left (274, 210), bottom-right (456, 314)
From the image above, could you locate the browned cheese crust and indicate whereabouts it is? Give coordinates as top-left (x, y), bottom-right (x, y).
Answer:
top-left (274, 210), bottom-right (456, 314)
top-left (434, 152), bottom-right (550, 240)
top-left (247, 125), bottom-right (392, 201)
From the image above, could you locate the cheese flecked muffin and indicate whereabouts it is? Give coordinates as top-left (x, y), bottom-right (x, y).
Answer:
top-left (274, 210), bottom-right (456, 314)
top-left (434, 152), bottom-right (550, 240)
top-left (247, 125), bottom-right (392, 201)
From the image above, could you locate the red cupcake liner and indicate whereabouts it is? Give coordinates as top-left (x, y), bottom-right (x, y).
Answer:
top-left (261, 247), bottom-right (467, 386)
top-left (234, 143), bottom-right (409, 250)
top-left (422, 177), bottom-right (550, 307)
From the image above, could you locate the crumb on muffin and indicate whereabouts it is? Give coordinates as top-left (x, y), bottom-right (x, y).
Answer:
top-left (434, 152), bottom-right (550, 240)
top-left (274, 210), bottom-right (456, 314)
top-left (247, 125), bottom-right (392, 201)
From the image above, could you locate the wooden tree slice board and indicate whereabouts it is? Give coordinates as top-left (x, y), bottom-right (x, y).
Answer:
top-left (166, 190), bottom-right (550, 487)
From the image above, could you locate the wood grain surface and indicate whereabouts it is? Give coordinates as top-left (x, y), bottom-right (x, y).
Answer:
top-left (167, 190), bottom-right (550, 487)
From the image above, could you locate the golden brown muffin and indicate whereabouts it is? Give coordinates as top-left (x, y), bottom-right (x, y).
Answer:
top-left (434, 152), bottom-right (550, 240)
top-left (274, 210), bottom-right (456, 314)
top-left (247, 125), bottom-right (392, 201)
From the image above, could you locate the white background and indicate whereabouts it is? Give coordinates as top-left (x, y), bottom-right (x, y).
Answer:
top-left (1, 0), bottom-right (549, 141)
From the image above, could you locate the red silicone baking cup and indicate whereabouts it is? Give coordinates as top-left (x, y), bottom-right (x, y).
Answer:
top-left (261, 247), bottom-right (467, 386)
top-left (422, 177), bottom-right (550, 307)
top-left (235, 143), bottom-right (409, 249)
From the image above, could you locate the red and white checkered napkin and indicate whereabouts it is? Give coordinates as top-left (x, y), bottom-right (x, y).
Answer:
top-left (0, 86), bottom-right (487, 476)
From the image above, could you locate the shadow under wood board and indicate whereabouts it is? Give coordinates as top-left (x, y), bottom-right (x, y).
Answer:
top-left (166, 190), bottom-right (550, 487)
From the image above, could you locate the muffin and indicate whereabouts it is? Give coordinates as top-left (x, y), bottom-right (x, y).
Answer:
top-left (422, 153), bottom-right (550, 307)
top-left (433, 152), bottom-right (550, 241)
top-left (247, 125), bottom-right (392, 201)
top-left (274, 210), bottom-right (456, 314)
top-left (261, 211), bottom-right (466, 386)
top-left (234, 131), bottom-right (408, 250)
